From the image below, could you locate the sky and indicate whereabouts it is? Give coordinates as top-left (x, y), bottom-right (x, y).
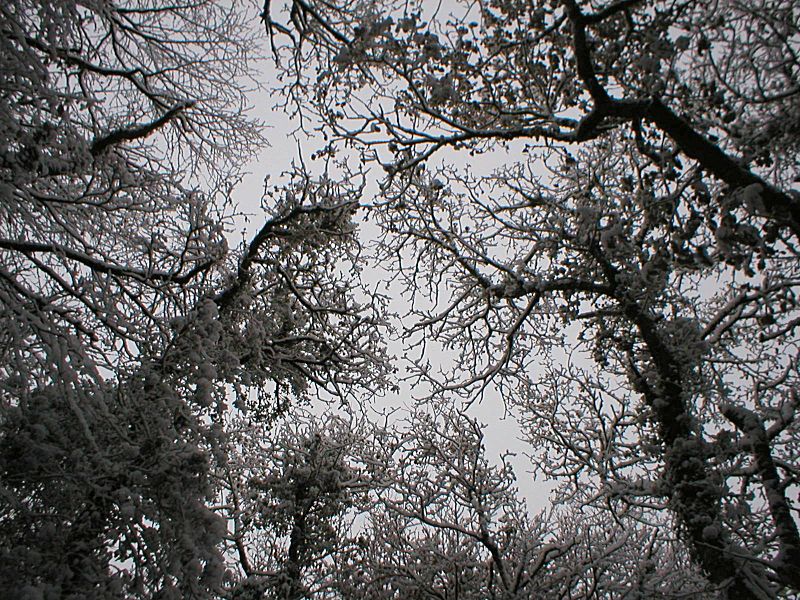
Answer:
top-left (227, 17), bottom-right (557, 515)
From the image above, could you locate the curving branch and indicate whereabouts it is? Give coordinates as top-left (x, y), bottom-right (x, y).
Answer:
top-left (214, 200), bottom-right (357, 312)
top-left (0, 238), bottom-right (213, 284)
top-left (561, 0), bottom-right (800, 237)
top-left (722, 402), bottom-right (800, 590)
top-left (90, 102), bottom-right (194, 155)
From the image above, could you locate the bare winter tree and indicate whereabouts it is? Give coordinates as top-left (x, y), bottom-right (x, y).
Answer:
top-left (0, 2), bottom-right (389, 598)
top-left (266, 0), bottom-right (800, 597)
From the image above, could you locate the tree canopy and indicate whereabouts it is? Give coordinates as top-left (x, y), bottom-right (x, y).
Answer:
top-left (2, 0), bottom-right (799, 599)
top-left (264, 0), bottom-right (800, 597)
top-left (0, 1), bottom-right (386, 597)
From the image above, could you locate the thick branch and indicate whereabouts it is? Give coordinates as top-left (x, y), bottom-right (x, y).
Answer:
top-left (588, 244), bottom-right (760, 598)
top-left (91, 102), bottom-right (193, 155)
top-left (563, 0), bottom-right (611, 104)
top-left (214, 202), bottom-right (356, 312)
top-left (488, 275), bottom-right (613, 300)
top-left (0, 238), bottom-right (212, 284)
top-left (722, 404), bottom-right (800, 591)
top-left (641, 98), bottom-right (800, 236)
top-left (561, 2), bottom-right (800, 236)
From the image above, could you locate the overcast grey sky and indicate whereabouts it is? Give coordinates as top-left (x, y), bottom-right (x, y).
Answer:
top-left (227, 31), bottom-right (558, 514)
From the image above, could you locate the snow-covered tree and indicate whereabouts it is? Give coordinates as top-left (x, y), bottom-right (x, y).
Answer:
top-left (0, 1), bottom-right (256, 596)
top-left (218, 411), bottom-right (374, 599)
top-left (221, 405), bottom-right (714, 599)
top-left (267, 1), bottom-right (800, 597)
top-left (5, 0), bottom-right (799, 596)
top-left (0, 2), bottom-right (389, 598)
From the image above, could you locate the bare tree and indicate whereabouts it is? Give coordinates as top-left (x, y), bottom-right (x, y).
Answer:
top-left (267, 0), bottom-right (800, 597)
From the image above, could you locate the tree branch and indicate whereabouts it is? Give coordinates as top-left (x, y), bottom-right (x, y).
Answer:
top-left (214, 201), bottom-right (356, 312)
top-left (563, 0), bottom-right (611, 105)
top-left (641, 98), bottom-right (800, 237)
top-left (0, 238), bottom-right (213, 284)
top-left (722, 403), bottom-right (800, 591)
top-left (90, 102), bottom-right (194, 155)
